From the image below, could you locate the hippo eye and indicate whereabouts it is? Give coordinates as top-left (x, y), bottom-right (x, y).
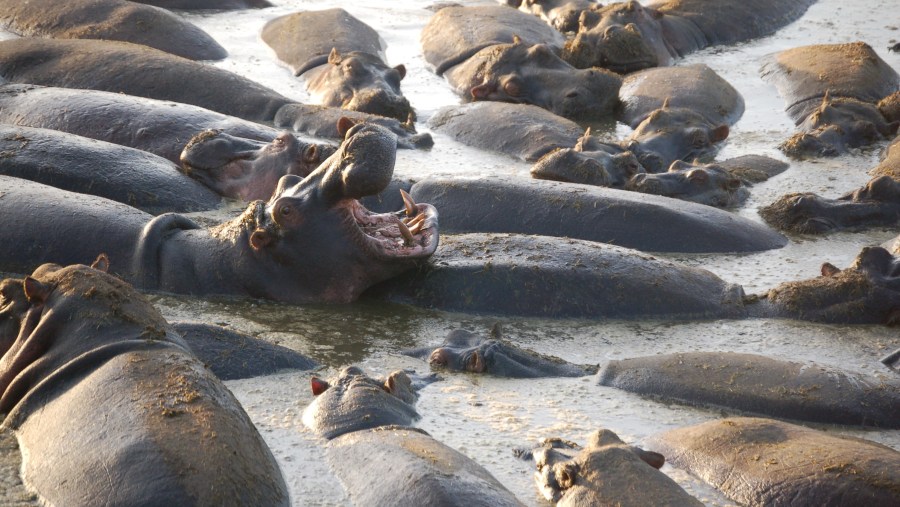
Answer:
top-left (691, 132), bottom-right (708, 148)
top-left (502, 77), bottom-right (522, 98)
top-left (565, 90), bottom-right (580, 99)
top-left (279, 204), bottom-right (293, 217)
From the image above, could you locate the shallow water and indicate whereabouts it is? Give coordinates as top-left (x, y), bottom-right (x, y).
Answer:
top-left (2, 0), bottom-right (899, 505)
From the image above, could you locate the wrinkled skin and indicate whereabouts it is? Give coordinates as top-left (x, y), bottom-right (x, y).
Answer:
top-left (403, 328), bottom-right (597, 378)
top-left (647, 418), bottom-right (900, 507)
top-left (759, 176), bottom-right (900, 234)
top-left (521, 430), bottom-right (702, 507)
top-left (505, 0), bottom-right (600, 33)
top-left (871, 136), bottom-right (900, 179)
top-left (274, 103), bottom-right (432, 150)
top-left (599, 352), bottom-right (900, 427)
top-left (0, 0), bottom-right (226, 60)
top-left (625, 106), bottom-right (730, 172)
top-left (180, 130), bottom-right (328, 201)
top-left (531, 140), bottom-right (645, 187)
top-left (0, 124), bottom-right (439, 304)
top-left (627, 160), bottom-right (748, 208)
top-left (0, 262), bottom-right (289, 506)
top-left (444, 39), bottom-right (623, 121)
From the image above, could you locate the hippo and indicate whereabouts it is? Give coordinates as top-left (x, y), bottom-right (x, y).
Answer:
top-left (623, 104), bottom-right (731, 172)
top-left (0, 260), bottom-right (289, 506)
top-left (0, 84), bottom-right (330, 169)
top-left (0, 39), bottom-right (294, 123)
top-left (563, 0), bottom-right (817, 72)
top-left (598, 352), bottom-right (900, 427)
top-left (504, 0), bottom-right (600, 33)
top-left (403, 328), bottom-right (598, 378)
top-left (131, 0), bottom-right (271, 8)
top-left (303, 366), bottom-right (524, 506)
top-left (401, 175), bottom-right (786, 253)
top-left (0, 123), bottom-right (439, 304)
top-left (759, 175), bottom-right (900, 234)
top-left (0, 125), bottom-right (221, 214)
top-left (421, 5), bottom-right (566, 75)
top-left (172, 322), bottom-right (318, 381)
top-left (518, 430), bottom-right (702, 506)
top-left (262, 9), bottom-right (414, 122)
top-left (646, 418), bottom-right (900, 507)
top-left (0, 0), bottom-right (226, 61)
top-left (760, 42), bottom-right (900, 157)
top-left (531, 135), bottom-right (645, 187)
top-left (368, 236), bottom-right (899, 323)
top-left (626, 160), bottom-right (749, 208)
top-left (871, 135), bottom-right (900, 179)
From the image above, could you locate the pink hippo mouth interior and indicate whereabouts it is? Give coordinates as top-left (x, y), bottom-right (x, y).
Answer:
top-left (342, 194), bottom-right (438, 261)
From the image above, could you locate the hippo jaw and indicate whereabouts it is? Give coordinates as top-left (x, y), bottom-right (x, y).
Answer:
top-left (759, 182), bottom-right (900, 234)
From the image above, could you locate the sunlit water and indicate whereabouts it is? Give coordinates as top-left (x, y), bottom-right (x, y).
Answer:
top-left (2, 0), bottom-right (899, 505)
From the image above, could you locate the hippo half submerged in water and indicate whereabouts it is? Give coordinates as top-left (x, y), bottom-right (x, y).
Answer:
top-left (505, 0), bottom-right (600, 33)
top-left (0, 260), bottom-right (289, 505)
top-left (0, 123), bottom-right (439, 304)
top-left (303, 367), bottom-right (523, 506)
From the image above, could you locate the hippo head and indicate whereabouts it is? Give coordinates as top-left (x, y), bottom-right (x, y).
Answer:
top-left (759, 176), bottom-right (900, 234)
top-left (180, 130), bottom-right (334, 201)
top-left (213, 120), bottom-right (438, 304)
top-left (626, 106), bottom-right (730, 172)
top-left (308, 49), bottom-right (414, 123)
top-left (783, 94), bottom-right (899, 158)
top-left (627, 160), bottom-right (747, 208)
top-left (562, 1), bottom-right (664, 72)
top-left (302, 366), bottom-right (421, 439)
top-left (532, 134), bottom-right (644, 187)
top-left (762, 246), bottom-right (900, 325)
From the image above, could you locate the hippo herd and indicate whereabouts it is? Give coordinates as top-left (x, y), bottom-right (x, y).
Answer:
top-left (0, 0), bottom-right (898, 506)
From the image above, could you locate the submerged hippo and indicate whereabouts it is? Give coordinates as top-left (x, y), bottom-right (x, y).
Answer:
top-left (564, 0), bottom-right (817, 72)
top-left (519, 430), bottom-right (702, 506)
top-left (0, 260), bottom-right (289, 505)
top-left (0, 39), bottom-right (293, 123)
top-left (0, 0), bottom-right (226, 60)
top-left (759, 175), bottom-right (900, 234)
top-left (531, 134), bottom-right (645, 187)
top-left (132, 0), bottom-right (271, 9)
top-left (0, 124), bottom-right (221, 214)
top-left (273, 103), bottom-right (433, 149)
top-left (504, 0), bottom-right (600, 33)
top-left (871, 135), bottom-right (900, 179)
top-left (627, 160), bottom-right (749, 208)
top-left (646, 418), bottom-right (900, 507)
top-left (0, 123), bottom-right (439, 304)
top-left (624, 104), bottom-right (731, 172)
top-left (760, 42), bottom-right (900, 157)
top-left (403, 328), bottom-right (597, 378)
top-left (303, 367), bottom-right (524, 506)
top-left (598, 352), bottom-right (900, 427)
top-left (262, 9), bottom-right (413, 122)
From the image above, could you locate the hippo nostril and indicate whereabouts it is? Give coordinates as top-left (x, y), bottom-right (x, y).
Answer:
top-left (565, 91), bottom-right (579, 99)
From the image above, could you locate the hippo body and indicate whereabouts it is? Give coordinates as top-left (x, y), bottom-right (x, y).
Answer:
top-left (760, 42), bottom-right (900, 157)
top-left (872, 135), bottom-right (900, 179)
top-left (0, 0), bottom-right (226, 60)
top-left (505, 0), bottom-right (600, 33)
top-left (0, 262), bottom-right (288, 506)
top-left (303, 367), bottom-right (523, 506)
top-left (131, 0), bottom-right (271, 8)
top-left (0, 125), bottom-right (220, 214)
top-left (646, 418), bottom-right (900, 507)
top-left (273, 103), bottom-right (432, 149)
top-left (0, 39), bottom-right (293, 122)
top-left (626, 159), bottom-right (749, 208)
top-left (598, 352), bottom-right (900, 427)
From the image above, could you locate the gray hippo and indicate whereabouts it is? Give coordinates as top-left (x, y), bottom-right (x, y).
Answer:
top-left (403, 328), bottom-right (598, 378)
top-left (0, 39), bottom-right (293, 123)
top-left (598, 352), bottom-right (900, 428)
top-left (871, 135), bottom-right (900, 179)
top-left (132, 0), bottom-right (271, 8)
top-left (564, 0), bottom-right (817, 72)
top-left (646, 417), bottom-right (900, 507)
top-left (0, 125), bottom-right (221, 214)
top-left (0, 123), bottom-right (439, 304)
top-left (623, 104), bottom-right (731, 173)
top-left (273, 103), bottom-right (433, 149)
top-left (760, 42), bottom-right (900, 157)
top-left (504, 0), bottom-right (600, 33)
top-left (759, 175), bottom-right (900, 234)
top-left (0, 0), bottom-right (226, 61)
top-left (303, 366), bottom-right (524, 506)
top-left (518, 430), bottom-right (703, 506)
top-left (0, 260), bottom-right (289, 506)
top-left (531, 134), bottom-right (645, 187)
top-left (368, 235), bottom-right (899, 323)
top-left (261, 8), bottom-right (414, 122)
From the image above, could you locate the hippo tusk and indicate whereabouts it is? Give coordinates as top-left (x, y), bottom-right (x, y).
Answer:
top-left (400, 189), bottom-right (417, 217)
top-left (397, 218), bottom-right (415, 245)
top-left (408, 220), bottom-right (425, 236)
top-left (404, 213), bottom-right (426, 229)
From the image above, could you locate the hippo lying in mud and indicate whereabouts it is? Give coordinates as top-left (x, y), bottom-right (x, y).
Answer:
top-left (518, 430), bottom-right (702, 506)
top-left (760, 42), bottom-right (900, 158)
top-left (273, 103), bottom-right (432, 149)
top-left (0, 123), bottom-right (439, 304)
top-left (598, 351), bottom-right (900, 428)
top-left (262, 8), bottom-right (414, 122)
top-left (0, 0), bottom-right (226, 60)
top-left (303, 366), bottom-right (523, 506)
top-left (0, 125), bottom-right (221, 214)
top-left (563, 0), bottom-right (817, 72)
top-left (403, 328), bottom-right (597, 378)
top-left (646, 417), bottom-right (900, 507)
top-left (368, 235), bottom-right (899, 322)
top-left (759, 175), bottom-right (900, 234)
top-left (504, 0), bottom-right (600, 33)
top-left (872, 135), bottom-right (900, 179)
top-left (0, 260), bottom-right (289, 506)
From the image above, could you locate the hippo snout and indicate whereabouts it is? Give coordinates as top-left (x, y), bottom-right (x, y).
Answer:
top-left (347, 89), bottom-right (414, 123)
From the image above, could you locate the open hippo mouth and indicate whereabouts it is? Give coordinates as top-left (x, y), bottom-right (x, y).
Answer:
top-left (343, 191), bottom-right (438, 260)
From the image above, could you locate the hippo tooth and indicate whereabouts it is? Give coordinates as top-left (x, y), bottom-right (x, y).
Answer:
top-left (404, 213), bottom-right (426, 229)
top-left (408, 220), bottom-right (425, 236)
top-left (400, 189), bottom-right (418, 217)
top-left (397, 218), bottom-right (415, 245)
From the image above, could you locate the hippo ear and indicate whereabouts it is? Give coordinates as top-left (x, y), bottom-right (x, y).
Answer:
top-left (303, 144), bottom-right (319, 165)
top-left (249, 228), bottom-right (273, 251)
top-left (710, 125), bottom-right (729, 143)
top-left (328, 47), bottom-right (342, 65)
top-left (512, 34), bottom-right (523, 45)
top-left (471, 83), bottom-right (493, 100)
top-left (554, 462), bottom-right (578, 489)
top-left (668, 160), bottom-right (691, 172)
top-left (636, 449), bottom-right (666, 469)
top-left (662, 97), bottom-right (671, 109)
top-left (23, 277), bottom-right (50, 305)
top-left (310, 377), bottom-right (330, 396)
top-left (686, 169), bottom-right (708, 183)
top-left (393, 64), bottom-right (406, 80)
top-left (579, 9), bottom-right (601, 30)
top-left (90, 253), bottom-right (110, 273)
top-left (337, 117), bottom-right (357, 139)
top-left (821, 262), bottom-right (841, 277)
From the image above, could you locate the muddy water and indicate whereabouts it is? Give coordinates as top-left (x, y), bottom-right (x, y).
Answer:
top-left (2, 0), bottom-right (899, 505)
